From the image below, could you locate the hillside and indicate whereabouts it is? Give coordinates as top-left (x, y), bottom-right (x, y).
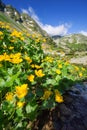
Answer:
top-left (52, 34), bottom-right (87, 65)
top-left (52, 34), bottom-right (87, 53)
top-left (0, 1), bottom-right (46, 35)
top-left (1, 0), bottom-right (87, 65)
top-left (0, 0), bottom-right (56, 52)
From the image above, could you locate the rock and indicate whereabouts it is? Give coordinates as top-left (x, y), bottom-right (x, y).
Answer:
top-left (83, 116), bottom-right (87, 129)
top-left (63, 95), bottom-right (73, 103)
top-left (52, 82), bottom-right (87, 130)
top-left (59, 104), bottom-right (72, 116)
top-left (67, 124), bottom-right (75, 130)
top-left (61, 125), bottom-right (67, 130)
top-left (70, 56), bottom-right (87, 65)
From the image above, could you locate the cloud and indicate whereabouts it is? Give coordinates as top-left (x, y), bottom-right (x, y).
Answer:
top-left (21, 9), bottom-right (29, 14)
top-left (80, 31), bottom-right (87, 36)
top-left (28, 7), bottom-right (40, 22)
top-left (42, 24), bottom-right (69, 36)
top-left (21, 7), bottom-right (70, 36)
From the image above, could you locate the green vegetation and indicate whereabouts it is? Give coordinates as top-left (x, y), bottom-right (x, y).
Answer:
top-left (66, 42), bottom-right (87, 52)
top-left (0, 21), bottom-right (87, 129)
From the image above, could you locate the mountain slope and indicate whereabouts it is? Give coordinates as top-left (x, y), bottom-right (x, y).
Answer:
top-left (0, 0), bottom-right (57, 53)
top-left (0, 2), bottom-right (47, 36)
top-left (52, 34), bottom-right (87, 53)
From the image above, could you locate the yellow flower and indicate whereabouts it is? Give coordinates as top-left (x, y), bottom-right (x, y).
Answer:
top-left (43, 39), bottom-right (46, 42)
top-left (0, 36), bottom-right (3, 40)
top-left (35, 38), bottom-right (40, 43)
top-left (55, 90), bottom-right (63, 103)
top-left (58, 64), bottom-right (62, 69)
top-left (25, 56), bottom-right (32, 63)
top-left (17, 101), bottom-right (25, 108)
top-left (0, 55), bottom-right (4, 61)
top-left (10, 53), bottom-right (23, 64)
top-left (9, 46), bottom-right (14, 50)
top-left (74, 66), bottom-right (79, 71)
top-left (16, 84), bottom-right (28, 99)
top-left (35, 69), bottom-right (45, 77)
top-left (5, 25), bottom-right (10, 29)
top-left (79, 72), bottom-right (83, 77)
top-left (65, 61), bottom-right (69, 65)
top-left (32, 34), bottom-right (36, 38)
top-left (0, 31), bottom-right (3, 35)
top-left (56, 69), bottom-right (61, 75)
top-left (31, 64), bottom-right (35, 68)
top-left (10, 30), bottom-right (23, 39)
top-left (20, 37), bottom-right (24, 41)
top-left (11, 58), bottom-right (23, 64)
top-left (41, 90), bottom-right (52, 100)
top-left (10, 39), bottom-right (15, 43)
top-left (5, 92), bottom-right (13, 101)
top-left (45, 57), bottom-right (53, 63)
top-left (27, 74), bottom-right (34, 82)
top-left (81, 67), bottom-right (85, 71)
top-left (35, 64), bottom-right (41, 69)
top-left (3, 53), bottom-right (10, 61)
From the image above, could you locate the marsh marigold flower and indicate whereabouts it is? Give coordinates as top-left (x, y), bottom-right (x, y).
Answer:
top-left (9, 46), bottom-right (14, 50)
top-left (16, 84), bottom-right (28, 98)
top-left (58, 64), bottom-right (62, 69)
top-left (43, 39), bottom-right (46, 42)
top-left (74, 66), bottom-right (79, 71)
top-left (35, 64), bottom-right (41, 69)
top-left (9, 53), bottom-right (23, 64)
top-left (79, 72), bottom-right (83, 77)
top-left (56, 69), bottom-right (61, 75)
top-left (20, 36), bottom-right (24, 41)
top-left (35, 69), bottom-right (45, 77)
top-left (65, 61), bottom-right (69, 66)
top-left (17, 101), bottom-right (25, 108)
top-left (41, 90), bottom-right (52, 100)
top-left (25, 56), bottom-right (32, 63)
top-left (0, 55), bottom-right (4, 61)
top-left (5, 92), bottom-right (13, 101)
top-left (31, 64), bottom-right (35, 68)
top-left (27, 74), bottom-right (34, 82)
top-left (81, 67), bottom-right (85, 71)
top-left (55, 90), bottom-right (64, 103)
top-left (0, 31), bottom-right (3, 35)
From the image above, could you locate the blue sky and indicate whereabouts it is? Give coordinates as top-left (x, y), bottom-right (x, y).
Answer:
top-left (2, 0), bottom-right (87, 36)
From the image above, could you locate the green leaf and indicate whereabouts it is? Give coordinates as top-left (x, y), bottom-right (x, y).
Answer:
top-left (26, 102), bottom-right (38, 121)
top-left (42, 98), bottom-right (56, 109)
top-left (16, 108), bottom-right (23, 117)
top-left (5, 70), bottom-right (21, 87)
top-left (46, 78), bottom-right (58, 86)
top-left (0, 78), bottom-right (5, 87)
top-left (36, 88), bottom-right (43, 97)
top-left (62, 66), bottom-right (67, 77)
top-left (26, 102), bottom-right (37, 114)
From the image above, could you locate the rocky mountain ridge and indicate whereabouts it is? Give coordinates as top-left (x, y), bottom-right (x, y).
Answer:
top-left (0, 0), bottom-right (48, 36)
top-left (52, 33), bottom-right (87, 53)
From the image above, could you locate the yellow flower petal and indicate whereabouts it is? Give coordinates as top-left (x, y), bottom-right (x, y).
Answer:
top-left (27, 74), bottom-right (34, 82)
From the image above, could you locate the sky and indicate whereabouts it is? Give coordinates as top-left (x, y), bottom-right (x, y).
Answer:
top-left (2, 0), bottom-right (87, 36)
